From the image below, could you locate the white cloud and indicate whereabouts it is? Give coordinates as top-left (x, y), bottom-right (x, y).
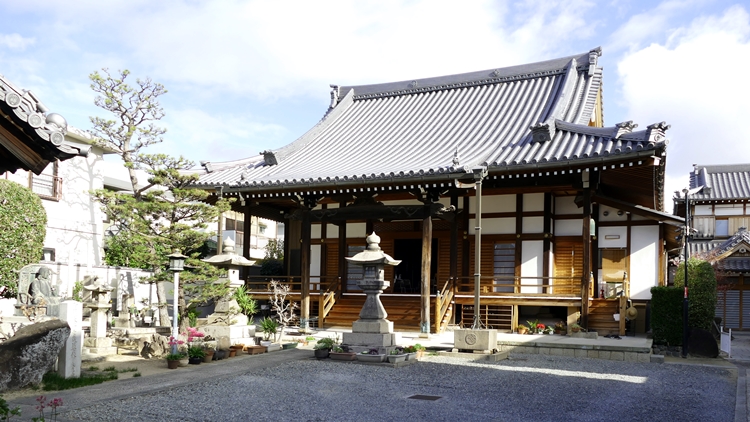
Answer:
top-left (152, 107), bottom-right (288, 165)
top-left (0, 33), bottom-right (35, 50)
top-left (616, 5), bottom-right (750, 204)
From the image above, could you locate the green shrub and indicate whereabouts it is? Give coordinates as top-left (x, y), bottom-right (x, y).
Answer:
top-left (674, 258), bottom-right (717, 330)
top-left (650, 286), bottom-right (684, 345)
top-left (0, 180), bottom-right (47, 298)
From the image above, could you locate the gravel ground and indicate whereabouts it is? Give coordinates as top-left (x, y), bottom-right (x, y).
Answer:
top-left (60, 354), bottom-right (735, 422)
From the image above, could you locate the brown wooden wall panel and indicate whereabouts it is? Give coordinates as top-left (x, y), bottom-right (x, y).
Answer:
top-left (554, 241), bottom-right (583, 294)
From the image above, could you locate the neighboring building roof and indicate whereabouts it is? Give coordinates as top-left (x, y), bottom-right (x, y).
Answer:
top-left (689, 163), bottom-right (750, 201)
top-left (693, 228), bottom-right (750, 273)
top-left (196, 48), bottom-right (670, 195)
top-left (0, 74), bottom-right (89, 174)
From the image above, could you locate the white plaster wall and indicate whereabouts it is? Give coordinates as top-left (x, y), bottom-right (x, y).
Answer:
top-left (522, 216), bottom-right (544, 233)
top-left (349, 223), bottom-right (367, 238)
top-left (694, 205), bottom-right (712, 216)
top-left (555, 196), bottom-right (580, 215)
top-left (555, 219), bottom-right (582, 236)
top-left (630, 225), bottom-right (659, 300)
top-left (311, 245), bottom-right (321, 291)
top-left (598, 227), bottom-right (627, 248)
top-left (327, 223), bottom-right (338, 238)
top-left (470, 194), bottom-right (515, 213)
top-left (311, 224), bottom-right (322, 239)
top-left (523, 193), bottom-right (544, 211)
top-left (715, 204), bottom-right (744, 216)
top-left (470, 217), bottom-right (514, 234)
top-left (520, 240), bottom-right (543, 293)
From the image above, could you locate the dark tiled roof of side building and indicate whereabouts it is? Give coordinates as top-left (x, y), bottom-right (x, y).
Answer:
top-left (689, 163), bottom-right (750, 201)
top-left (0, 74), bottom-right (89, 174)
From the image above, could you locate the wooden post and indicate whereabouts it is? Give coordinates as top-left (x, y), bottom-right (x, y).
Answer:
top-left (300, 210), bottom-right (311, 332)
top-left (449, 195), bottom-right (458, 326)
top-left (338, 200), bottom-right (347, 296)
top-left (581, 187), bottom-right (592, 328)
top-left (421, 210), bottom-right (432, 334)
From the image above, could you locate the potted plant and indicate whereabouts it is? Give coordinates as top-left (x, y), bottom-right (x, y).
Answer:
top-left (357, 347), bottom-right (386, 363)
top-left (202, 342), bottom-right (216, 363)
top-left (330, 345), bottom-right (356, 361)
top-left (387, 347), bottom-right (407, 363)
top-left (314, 337), bottom-right (336, 359)
top-left (188, 346), bottom-right (205, 364)
top-left (553, 321), bottom-right (567, 335)
top-left (570, 323), bottom-right (583, 333)
top-left (165, 352), bottom-right (184, 369)
top-left (517, 325), bottom-right (529, 335)
top-left (413, 343), bottom-right (426, 358)
top-left (259, 316), bottom-right (278, 342)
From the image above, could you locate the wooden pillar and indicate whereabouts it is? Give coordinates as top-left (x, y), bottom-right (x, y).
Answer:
top-left (449, 195), bottom-right (458, 325)
top-left (337, 200), bottom-right (347, 295)
top-left (592, 203), bottom-right (599, 297)
top-left (421, 210), bottom-right (432, 334)
top-left (581, 188), bottom-right (592, 328)
top-left (300, 210), bottom-right (311, 331)
top-left (543, 193), bottom-right (551, 289)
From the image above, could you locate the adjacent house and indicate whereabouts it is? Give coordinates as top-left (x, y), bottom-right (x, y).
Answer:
top-left (195, 48), bottom-right (683, 335)
top-left (1, 74), bottom-right (153, 315)
top-left (674, 163), bottom-right (750, 330)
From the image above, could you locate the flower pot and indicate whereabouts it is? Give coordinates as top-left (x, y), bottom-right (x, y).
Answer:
top-left (179, 357), bottom-right (189, 367)
top-left (167, 359), bottom-right (179, 369)
top-left (314, 348), bottom-right (330, 359)
top-left (188, 356), bottom-right (202, 365)
top-left (405, 352), bottom-right (418, 361)
top-left (260, 340), bottom-right (272, 347)
top-left (357, 353), bottom-right (386, 363)
top-left (387, 354), bottom-right (407, 364)
top-left (282, 342), bottom-right (298, 350)
top-left (228, 349), bottom-right (237, 358)
top-left (203, 351), bottom-right (214, 363)
top-left (246, 345), bottom-right (265, 355)
top-left (330, 352), bottom-right (356, 361)
top-left (216, 350), bottom-right (227, 360)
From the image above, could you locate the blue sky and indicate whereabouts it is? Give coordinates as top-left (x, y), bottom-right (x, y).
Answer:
top-left (1, 0), bottom-right (749, 206)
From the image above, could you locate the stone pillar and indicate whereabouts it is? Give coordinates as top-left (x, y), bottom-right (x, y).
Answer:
top-left (58, 300), bottom-right (82, 378)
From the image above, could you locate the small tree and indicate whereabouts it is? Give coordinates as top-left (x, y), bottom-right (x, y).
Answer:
top-left (259, 239), bottom-right (284, 276)
top-left (674, 257), bottom-right (717, 331)
top-left (0, 180), bottom-right (47, 298)
top-left (269, 280), bottom-right (298, 342)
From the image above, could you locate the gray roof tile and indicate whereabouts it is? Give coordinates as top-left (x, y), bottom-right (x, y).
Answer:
top-left (197, 48), bottom-right (669, 192)
top-left (689, 164), bottom-right (750, 201)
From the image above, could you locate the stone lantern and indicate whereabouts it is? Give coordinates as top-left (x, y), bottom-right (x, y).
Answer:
top-left (342, 232), bottom-right (401, 348)
top-left (201, 237), bottom-right (256, 345)
top-left (82, 276), bottom-right (116, 355)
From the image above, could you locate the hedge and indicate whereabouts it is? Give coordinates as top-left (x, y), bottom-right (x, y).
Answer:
top-left (0, 179), bottom-right (47, 297)
top-left (650, 286), bottom-right (683, 345)
top-left (674, 258), bottom-right (717, 330)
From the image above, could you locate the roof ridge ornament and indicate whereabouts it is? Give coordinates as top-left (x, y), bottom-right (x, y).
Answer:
top-left (614, 121), bottom-right (637, 138)
top-left (261, 150), bottom-right (278, 166)
top-left (645, 121), bottom-right (670, 144)
top-left (588, 47), bottom-right (602, 76)
top-left (329, 84), bottom-right (340, 108)
top-left (529, 120), bottom-right (555, 143)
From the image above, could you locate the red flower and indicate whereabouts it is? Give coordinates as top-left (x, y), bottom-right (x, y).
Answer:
top-left (537, 323), bottom-right (546, 329)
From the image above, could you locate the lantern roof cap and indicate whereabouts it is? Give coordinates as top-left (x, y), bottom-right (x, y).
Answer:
top-left (345, 232), bottom-right (401, 266)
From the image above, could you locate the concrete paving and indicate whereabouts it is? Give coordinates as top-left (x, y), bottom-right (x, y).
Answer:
top-left (2, 327), bottom-right (744, 421)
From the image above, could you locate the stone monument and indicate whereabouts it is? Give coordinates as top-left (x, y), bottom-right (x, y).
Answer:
top-left (82, 275), bottom-right (117, 355)
top-left (201, 237), bottom-right (256, 345)
top-left (15, 264), bottom-right (60, 317)
top-left (343, 233), bottom-right (401, 349)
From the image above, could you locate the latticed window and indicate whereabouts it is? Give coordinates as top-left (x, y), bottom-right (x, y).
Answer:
top-left (493, 243), bottom-right (515, 292)
top-left (29, 161), bottom-right (61, 201)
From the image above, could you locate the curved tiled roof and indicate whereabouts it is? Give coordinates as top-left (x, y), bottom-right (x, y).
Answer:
top-left (197, 48), bottom-right (669, 192)
top-left (689, 164), bottom-right (750, 201)
top-left (0, 74), bottom-right (88, 174)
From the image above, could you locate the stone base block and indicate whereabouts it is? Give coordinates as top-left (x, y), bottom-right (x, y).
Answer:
top-left (207, 313), bottom-right (248, 326)
top-left (84, 337), bottom-right (112, 348)
top-left (201, 324), bottom-right (255, 344)
top-left (454, 329), bottom-right (498, 351)
top-left (650, 354), bottom-right (665, 363)
top-left (343, 332), bottom-right (400, 347)
top-left (351, 319), bottom-right (393, 334)
top-left (441, 350), bottom-right (508, 362)
top-left (570, 331), bottom-right (598, 339)
top-left (83, 346), bottom-right (118, 356)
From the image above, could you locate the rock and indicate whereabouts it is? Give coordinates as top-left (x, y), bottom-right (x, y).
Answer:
top-left (0, 319), bottom-right (70, 392)
top-left (688, 328), bottom-right (719, 358)
top-left (136, 334), bottom-right (169, 358)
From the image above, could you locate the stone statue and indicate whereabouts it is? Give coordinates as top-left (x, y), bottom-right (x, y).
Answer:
top-left (30, 267), bottom-right (56, 305)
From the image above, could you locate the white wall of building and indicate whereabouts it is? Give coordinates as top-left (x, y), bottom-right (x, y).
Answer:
top-left (630, 225), bottom-right (660, 300)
